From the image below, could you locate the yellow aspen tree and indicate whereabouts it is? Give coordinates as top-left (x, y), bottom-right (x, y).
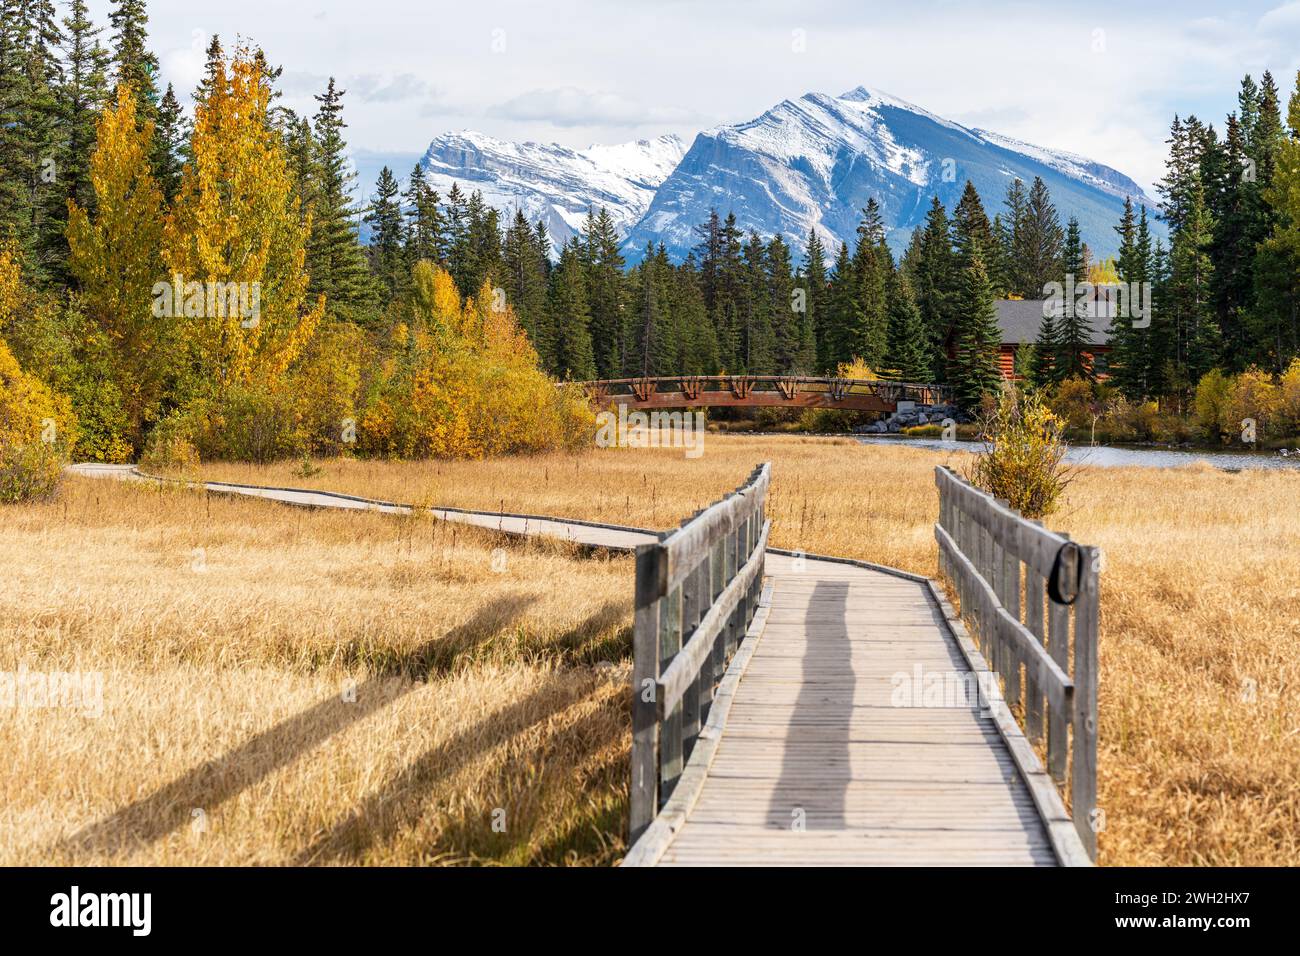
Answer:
top-left (66, 85), bottom-right (167, 441)
top-left (163, 50), bottom-right (323, 391)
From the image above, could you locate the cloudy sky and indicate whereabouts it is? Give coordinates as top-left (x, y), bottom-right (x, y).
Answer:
top-left (90, 0), bottom-right (1300, 195)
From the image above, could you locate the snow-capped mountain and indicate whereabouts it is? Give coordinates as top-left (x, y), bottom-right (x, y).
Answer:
top-left (623, 86), bottom-right (1159, 262)
top-left (418, 131), bottom-right (686, 254)
top-left (416, 86), bottom-right (1159, 264)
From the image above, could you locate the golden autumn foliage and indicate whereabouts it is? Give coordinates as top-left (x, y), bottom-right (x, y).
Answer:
top-left (163, 50), bottom-right (323, 391)
top-left (65, 85), bottom-right (167, 443)
top-left (1, 246), bottom-right (74, 499)
top-left (359, 263), bottom-right (594, 458)
top-left (835, 357), bottom-right (879, 380)
top-left (0, 244), bottom-right (78, 471)
top-left (969, 385), bottom-right (1069, 519)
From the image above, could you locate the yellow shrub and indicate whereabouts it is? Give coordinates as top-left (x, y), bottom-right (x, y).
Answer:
top-left (358, 266), bottom-right (594, 459)
top-left (1193, 369), bottom-right (1233, 442)
top-left (1227, 366), bottom-right (1280, 442)
top-left (836, 357), bottom-right (879, 380)
top-left (1277, 359), bottom-right (1300, 437)
top-left (969, 386), bottom-right (1069, 519)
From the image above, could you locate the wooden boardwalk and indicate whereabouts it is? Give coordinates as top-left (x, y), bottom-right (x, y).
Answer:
top-left (657, 553), bottom-right (1056, 866)
top-left (71, 463), bottom-right (1086, 867)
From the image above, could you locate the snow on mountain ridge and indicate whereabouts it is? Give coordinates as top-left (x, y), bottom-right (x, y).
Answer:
top-left (418, 131), bottom-right (685, 254)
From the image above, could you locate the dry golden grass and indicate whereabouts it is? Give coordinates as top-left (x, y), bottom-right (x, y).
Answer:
top-left (0, 475), bottom-right (632, 865)
top-left (204, 435), bottom-right (1300, 866)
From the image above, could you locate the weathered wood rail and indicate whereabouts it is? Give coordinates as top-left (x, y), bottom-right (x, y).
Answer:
top-left (579, 376), bottom-right (950, 413)
top-left (629, 463), bottom-right (771, 843)
top-left (934, 466), bottom-right (1100, 860)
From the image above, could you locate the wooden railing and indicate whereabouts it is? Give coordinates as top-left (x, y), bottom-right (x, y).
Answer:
top-left (934, 466), bottom-right (1100, 860)
top-left (629, 462), bottom-right (771, 843)
top-left (579, 376), bottom-right (951, 411)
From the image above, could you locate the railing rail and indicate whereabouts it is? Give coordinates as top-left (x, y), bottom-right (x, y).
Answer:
top-left (578, 375), bottom-right (951, 408)
top-left (934, 466), bottom-right (1100, 860)
top-left (630, 462), bottom-right (771, 843)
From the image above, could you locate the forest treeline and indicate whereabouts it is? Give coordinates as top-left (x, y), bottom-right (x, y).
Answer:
top-left (3, 0), bottom-right (1300, 485)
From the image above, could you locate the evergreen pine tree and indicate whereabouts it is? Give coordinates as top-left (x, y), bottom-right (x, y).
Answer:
top-left (581, 207), bottom-right (626, 376)
top-left (1055, 217), bottom-right (1095, 381)
top-left (364, 166), bottom-right (405, 304)
top-left (546, 240), bottom-right (596, 379)
top-left (882, 270), bottom-right (931, 382)
top-left (107, 0), bottom-right (157, 111)
top-left (153, 83), bottom-right (183, 200)
top-left (950, 252), bottom-right (1004, 408)
top-left (799, 228), bottom-right (828, 371)
top-left (1013, 176), bottom-right (1064, 298)
top-left (501, 207), bottom-right (550, 361)
top-left (56, 0), bottom-right (110, 221)
top-left (305, 78), bottom-right (376, 320)
top-left (849, 198), bottom-right (890, 367)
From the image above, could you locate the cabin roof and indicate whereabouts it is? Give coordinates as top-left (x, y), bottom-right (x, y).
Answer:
top-left (996, 299), bottom-right (1111, 347)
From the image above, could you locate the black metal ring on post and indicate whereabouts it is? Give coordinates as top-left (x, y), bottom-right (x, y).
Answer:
top-left (1047, 541), bottom-right (1083, 605)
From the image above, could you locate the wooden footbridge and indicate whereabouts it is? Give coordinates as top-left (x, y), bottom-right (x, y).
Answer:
top-left (578, 376), bottom-right (949, 413)
top-left (73, 460), bottom-right (1098, 866)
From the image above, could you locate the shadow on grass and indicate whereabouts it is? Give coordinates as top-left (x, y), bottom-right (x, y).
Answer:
top-left (54, 595), bottom-right (538, 860)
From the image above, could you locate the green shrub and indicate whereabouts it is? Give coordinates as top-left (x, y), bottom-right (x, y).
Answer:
top-left (139, 431), bottom-right (201, 478)
top-left (0, 441), bottom-right (64, 503)
top-left (797, 408), bottom-right (858, 432)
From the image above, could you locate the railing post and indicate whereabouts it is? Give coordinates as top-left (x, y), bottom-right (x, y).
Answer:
top-left (681, 561), bottom-right (704, 760)
top-left (1024, 520), bottom-right (1047, 743)
top-left (630, 542), bottom-right (666, 843)
top-left (1046, 532), bottom-right (1073, 785)
top-left (1073, 545), bottom-right (1100, 861)
top-left (659, 584), bottom-right (684, 804)
top-left (995, 501), bottom-right (1022, 712)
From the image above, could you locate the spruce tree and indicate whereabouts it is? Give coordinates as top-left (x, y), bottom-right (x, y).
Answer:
top-left (364, 166), bottom-right (405, 305)
top-left (882, 271), bottom-right (931, 382)
top-left (153, 83), bottom-right (183, 200)
top-left (546, 240), bottom-right (596, 379)
top-left (949, 253), bottom-right (1004, 408)
top-left (56, 0), bottom-right (110, 220)
top-left (305, 78), bottom-right (375, 320)
top-left (581, 207), bottom-right (626, 376)
top-left (1013, 176), bottom-right (1064, 298)
top-left (849, 198), bottom-right (890, 367)
top-left (675, 254), bottom-right (720, 375)
top-left (738, 230), bottom-right (775, 372)
top-left (799, 228), bottom-right (829, 371)
top-left (501, 207), bottom-right (549, 361)
top-left (1055, 217), bottom-right (1095, 381)
top-left (824, 241), bottom-right (861, 371)
top-left (401, 164), bottom-right (444, 265)
top-left (1106, 197), bottom-right (1139, 395)
top-left (766, 234), bottom-right (800, 371)
top-left (910, 197), bottom-right (957, 380)
top-left (107, 0), bottom-right (157, 110)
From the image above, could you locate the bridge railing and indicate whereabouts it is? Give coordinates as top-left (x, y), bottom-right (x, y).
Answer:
top-left (630, 462), bottom-right (771, 843)
top-left (934, 466), bottom-right (1099, 860)
top-left (580, 375), bottom-right (951, 408)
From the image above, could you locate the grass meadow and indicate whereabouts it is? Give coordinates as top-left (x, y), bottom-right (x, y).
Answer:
top-left (2, 434), bottom-right (1296, 865)
top-left (203, 434), bottom-right (1300, 866)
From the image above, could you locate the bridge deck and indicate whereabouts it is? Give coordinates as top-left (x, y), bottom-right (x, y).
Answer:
top-left (658, 553), bottom-right (1056, 866)
top-left (72, 464), bottom-right (1061, 866)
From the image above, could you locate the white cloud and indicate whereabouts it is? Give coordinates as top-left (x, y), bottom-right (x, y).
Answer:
top-left (489, 87), bottom-right (700, 128)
